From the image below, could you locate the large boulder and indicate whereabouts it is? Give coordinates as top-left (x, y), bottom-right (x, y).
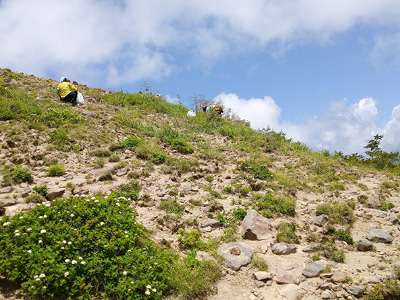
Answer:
top-left (241, 209), bottom-right (272, 240)
top-left (302, 262), bottom-right (325, 278)
top-left (357, 238), bottom-right (374, 251)
top-left (313, 214), bottom-right (329, 227)
top-left (367, 229), bottom-right (393, 244)
top-left (271, 243), bottom-right (297, 255)
top-left (217, 242), bottom-right (253, 271)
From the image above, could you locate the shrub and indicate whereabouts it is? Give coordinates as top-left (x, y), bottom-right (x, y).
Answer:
top-left (256, 192), bottom-right (296, 217)
top-left (25, 192), bottom-right (45, 203)
top-left (381, 202), bottom-right (395, 211)
top-left (89, 148), bottom-right (111, 157)
top-left (123, 137), bottom-right (144, 150)
top-left (276, 222), bottom-right (300, 244)
top-left (135, 143), bottom-right (166, 164)
top-left (252, 255), bottom-right (268, 271)
top-left (177, 229), bottom-right (213, 251)
top-left (2, 165), bottom-right (33, 184)
top-left (33, 185), bottom-right (48, 197)
top-left (159, 198), bottom-right (184, 218)
top-left (320, 242), bottom-right (345, 263)
top-left (0, 195), bottom-right (220, 299)
top-left (170, 139), bottom-right (194, 154)
top-left (333, 229), bottom-right (354, 245)
top-left (316, 202), bottom-right (355, 225)
top-left (232, 208), bottom-right (247, 221)
top-left (237, 159), bottom-right (273, 180)
top-left (46, 164), bottom-right (66, 177)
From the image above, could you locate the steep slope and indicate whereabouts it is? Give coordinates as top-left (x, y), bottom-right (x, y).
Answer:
top-left (1, 68), bottom-right (400, 300)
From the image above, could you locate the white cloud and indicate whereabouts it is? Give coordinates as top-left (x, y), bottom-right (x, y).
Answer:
top-left (215, 92), bottom-right (281, 130)
top-left (219, 94), bottom-right (387, 154)
top-left (381, 104), bottom-right (400, 152)
top-left (1, 0), bottom-right (400, 86)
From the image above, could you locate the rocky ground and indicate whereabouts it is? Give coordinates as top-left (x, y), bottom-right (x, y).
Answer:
top-left (1, 142), bottom-right (400, 300)
top-left (1, 69), bottom-right (400, 299)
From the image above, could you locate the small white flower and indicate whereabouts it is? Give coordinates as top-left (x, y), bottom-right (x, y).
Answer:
top-left (27, 250), bottom-right (32, 253)
top-left (43, 215), bottom-right (47, 218)
top-left (78, 256), bottom-right (82, 260)
top-left (15, 229), bottom-right (19, 233)
top-left (62, 240), bottom-right (67, 244)
top-left (145, 290), bottom-right (150, 295)
top-left (27, 228), bottom-right (32, 231)
top-left (3, 222), bottom-right (10, 226)
top-left (81, 261), bottom-right (85, 265)
top-left (68, 241), bottom-right (72, 245)
top-left (70, 214), bottom-right (74, 217)
top-left (19, 216), bottom-right (23, 219)
top-left (65, 259), bottom-right (70, 263)
top-left (116, 203), bottom-right (120, 207)
top-left (100, 222), bottom-right (104, 226)
top-left (64, 271), bottom-right (69, 277)
top-left (123, 271), bottom-right (128, 276)
top-left (15, 233), bottom-right (20, 236)
top-left (61, 247), bottom-right (64, 250)
top-left (36, 278), bottom-right (40, 281)
top-left (40, 229), bottom-right (46, 234)
top-left (152, 288), bottom-right (157, 292)
top-left (130, 281), bottom-right (134, 284)
top-left (34, 275), bottom-right (38, 279)
top-left (94, 200), bottom-right (99, 203)
top-left (39, 274), bottom-right (45, 278)
top-left (71, 260), bottom-right (77, 264)
top-left (38, 240), bottom-right (43, 243)
top-left (39, 216), bottom-right (43, 219)
top-left (146, 285), bottom-right (151, 289)
top-left (43, 286), bottom-right (46, 289)
top-left (127, 249), bottom-right (131, 252)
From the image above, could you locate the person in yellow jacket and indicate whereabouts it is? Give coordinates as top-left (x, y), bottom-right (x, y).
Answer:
top-left (56, 77), bottom-right (78, 106)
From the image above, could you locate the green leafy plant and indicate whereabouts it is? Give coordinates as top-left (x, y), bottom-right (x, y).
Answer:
top-left (255, 192), bottom-right (296, 217)
top-left (276, 222), bottom-right (300, 244)
top-left (333, 228), bottom-right (354, 245)
top-left (252, 255), bottom-right (268, 271)
top-left (177, 229), bottom-right (213, 251)
top-left (46, 164), bottom-right (66, 177)
top-left (0, 194), bottom-right (220, 299)
top-left (123, 137), bottom-right (144, 150)
top-left (316, 201), bottom-right (355, 225)
top-left (2, 165), bottom-right (33, 185)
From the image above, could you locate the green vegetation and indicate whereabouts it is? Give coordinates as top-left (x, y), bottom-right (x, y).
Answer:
top-left (0, 194), bottom-right (220, 299)
top-left (46, 164), bottom-right (66, 177)
top-left (177, 229), bottom-right (214, 251)
top-left (316, 201), bottom-right (355, 225)
top-left (252, 255), bottom-right (268, 271)
top-left (255, 192), bottom-right (296, 218)
top-left (333, 228), bottom-right (354, 245)
top-left (2, 165), bottom-right (33, 185)
top-left (276, 222), bottom-right (300, 244)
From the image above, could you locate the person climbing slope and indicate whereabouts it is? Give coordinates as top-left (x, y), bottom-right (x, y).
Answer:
top-left (56, 77), bottom-right (78, 106)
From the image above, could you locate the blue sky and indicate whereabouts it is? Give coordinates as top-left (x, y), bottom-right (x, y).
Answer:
top-left (1, 0), bottom-right (400, 155)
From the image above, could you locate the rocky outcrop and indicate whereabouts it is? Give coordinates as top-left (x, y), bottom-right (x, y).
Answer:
top-left (241, 209), bottom-right (273, 240)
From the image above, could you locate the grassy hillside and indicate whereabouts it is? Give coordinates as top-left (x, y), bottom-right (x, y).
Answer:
top-left (1, 68), bottom-right (400, 299)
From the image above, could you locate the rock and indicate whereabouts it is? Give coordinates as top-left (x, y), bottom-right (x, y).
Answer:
top-left (331, 271), bottom-right (347, 283)
top-left (253, 271), bottom-right (272, 281)
top-left (254, 279), bottom-right (265, 288)
top-left (367, 229), bottom-right (393, 243)
top-left (389, 213), bottom-right (400, 225)
top-left (313, 214), bottom-right (329, 226)
top-left (0, 186), bottom-right (13, 194)
top-left (230, 247), bottom-right (241, 255)
top-left (116, 168), bottom-right (128, 176)
top-left (302, 263), bottom-right (325, 278)
top-left (158, 187), bottom-right (178, 196)
top-left (217, 242), bottom-right (253, 271)
top-left (279, 284), bottom-right (305, 300)
top-left (271, 243), bottom-right (297, 255)
top-left (46, 188), bottom-right (65, 201)
top-left (321, 290), bottom-right (334, 300)
top-left (241, 209), bottom-right (273, 240)
top-left (276, 273), bottom-right (296, 284)
top-left (200, 219), bottom-right (220, 228)
top-left (5, 203), bottom-right (36, 217)
top-left (357, 238), bottom-right (374, 251)
top-left (345, 284), bottom-right (366, 297)
top-left (90, 166), bottom-right (114, 176)
top-left (20, 187), bottom-right (31, 197)
top-left (302, 243), bottom-right (321, 252)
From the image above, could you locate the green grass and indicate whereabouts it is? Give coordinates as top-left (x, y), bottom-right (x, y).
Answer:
top-left (316, 201), bottom-right (355, 226)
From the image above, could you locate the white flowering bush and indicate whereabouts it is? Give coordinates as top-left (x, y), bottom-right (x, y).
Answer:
top-left (0, 193), bottom-right (220, 299)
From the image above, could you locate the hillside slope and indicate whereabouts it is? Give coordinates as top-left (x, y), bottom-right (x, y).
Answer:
top-left (1, 68), bottom-right (400, 300)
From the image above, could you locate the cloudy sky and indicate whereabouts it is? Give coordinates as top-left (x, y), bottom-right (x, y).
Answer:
top-left (1, 0), bottom-right (400, 155)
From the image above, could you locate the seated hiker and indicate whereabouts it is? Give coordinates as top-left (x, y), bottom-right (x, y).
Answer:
top-left (214, 105), bottom-right (223, 114)
top-left (56, 77), bottom-right (78, 106)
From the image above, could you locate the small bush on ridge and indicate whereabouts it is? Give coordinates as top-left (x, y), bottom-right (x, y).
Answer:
top-left (46, 164), bottom-right (66, 176)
